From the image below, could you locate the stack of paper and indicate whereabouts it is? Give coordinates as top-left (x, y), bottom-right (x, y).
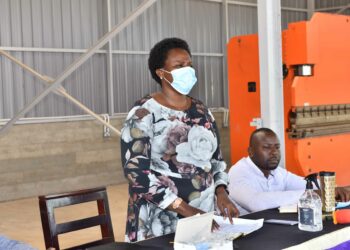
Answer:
top-left (174, 212), bottom-right (264, 250)
top-left (213, 215), bottom-right (264, 240)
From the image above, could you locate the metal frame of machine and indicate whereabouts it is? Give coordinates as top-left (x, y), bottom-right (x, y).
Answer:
top-left (228, 13), bottom-right (350, 185)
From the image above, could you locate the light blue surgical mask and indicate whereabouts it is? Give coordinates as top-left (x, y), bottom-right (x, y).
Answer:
top-left (161, 66), bottom-right (197, 95)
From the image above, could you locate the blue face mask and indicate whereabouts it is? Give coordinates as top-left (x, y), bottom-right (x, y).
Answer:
top-left (161, 66), bottom-right (197, 95)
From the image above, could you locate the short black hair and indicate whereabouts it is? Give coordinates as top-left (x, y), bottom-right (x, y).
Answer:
top-left (249, 128), bottom-right (277, 147)
top-left (148, 37), bottom-right (192, 85)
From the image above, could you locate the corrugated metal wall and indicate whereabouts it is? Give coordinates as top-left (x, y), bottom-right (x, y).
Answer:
top-left (316, 0), bottom-right (350, 8)
top-left (0, 0), bottom-right (107, 118)
top-left (1, 0), bottom-right (347, 119)
top-left (316, 0), bottom-right (350, 14)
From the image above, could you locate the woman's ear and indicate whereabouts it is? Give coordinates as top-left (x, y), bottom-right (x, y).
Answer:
top-left (155, 69), bottom-right (163, 80)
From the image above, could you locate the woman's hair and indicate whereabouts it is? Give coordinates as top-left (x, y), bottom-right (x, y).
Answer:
top-left (148, 37), bottom-right (191, 85)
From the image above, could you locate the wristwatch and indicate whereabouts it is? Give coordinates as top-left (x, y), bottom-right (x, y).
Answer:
top-left (172, 197), bottom-right (183, 209)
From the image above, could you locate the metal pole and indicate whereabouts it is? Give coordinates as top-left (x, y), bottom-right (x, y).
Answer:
top-left (307, 0), bottom-right (315, 20)
top-left (315, 6), bottom-right (349, 12)
top-left (337, 4), bottom-right (350, 14)
top-left (105, 0), bottom-right (115, 116)
top-left (0, 0), bottom-right (156, 135)
top-left (0, 49), bottom-right (121, 135)
top-left (257, 0), bottom-right (285, 167)
top-left (222, 0), bottom-right (229, 108)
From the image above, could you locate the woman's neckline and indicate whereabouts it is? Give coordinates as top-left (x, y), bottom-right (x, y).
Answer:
top-left (149, 93), bottom-right (193, 111)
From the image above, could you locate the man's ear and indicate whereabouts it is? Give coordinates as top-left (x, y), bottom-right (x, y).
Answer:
top-left (155, 69), bottom-right (164, 80)
top-left (248, 147), bottom-right (253, 157)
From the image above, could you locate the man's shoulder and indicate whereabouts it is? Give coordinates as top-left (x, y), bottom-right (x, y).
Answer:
top-left (274, 167), bottom-right (304, 182)
top-left (275, 166), bottom-right (296, 176)
top-left (228, 157), bottom-right (250, 175)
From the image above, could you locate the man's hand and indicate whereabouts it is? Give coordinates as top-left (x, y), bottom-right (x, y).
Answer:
top-left (216, 186), bottom-right (239, 224)
top-left (335, 186), bottom-right (350, 202)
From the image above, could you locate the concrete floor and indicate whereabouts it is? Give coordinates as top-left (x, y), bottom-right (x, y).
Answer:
top-left (0, 183), bottom-right (128, 250)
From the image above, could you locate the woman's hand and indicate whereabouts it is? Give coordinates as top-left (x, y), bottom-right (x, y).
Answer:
top-left (167, 199), bottom-right (220, 231)
top-left (216, 186), bottom-right (239, 224)
top-left (175, 201), bottom-right (205, 217)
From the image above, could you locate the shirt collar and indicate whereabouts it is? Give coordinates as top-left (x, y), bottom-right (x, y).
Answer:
top-left (246, 156), bottom-right (277, 179)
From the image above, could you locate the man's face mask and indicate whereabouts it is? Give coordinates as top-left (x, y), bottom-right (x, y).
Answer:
top-left (161, 66), bottom-right (197, 95)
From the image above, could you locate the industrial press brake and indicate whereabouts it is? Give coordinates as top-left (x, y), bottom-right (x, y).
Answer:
top-left (227, 13), bottom-right (350, 185)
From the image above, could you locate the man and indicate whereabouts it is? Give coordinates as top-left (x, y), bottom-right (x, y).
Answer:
top-left (228, 128), bottom-right (350, 215)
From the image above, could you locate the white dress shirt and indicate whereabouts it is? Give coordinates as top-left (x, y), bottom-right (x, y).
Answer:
top-left (228, 157), bottom-right (307, 214)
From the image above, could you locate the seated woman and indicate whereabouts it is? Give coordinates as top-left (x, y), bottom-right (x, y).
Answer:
top-left (120, 37), bottom-right (238, 242)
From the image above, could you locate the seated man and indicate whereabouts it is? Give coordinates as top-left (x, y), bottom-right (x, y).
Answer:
top-left (228, 128), bottom-right (350, 215)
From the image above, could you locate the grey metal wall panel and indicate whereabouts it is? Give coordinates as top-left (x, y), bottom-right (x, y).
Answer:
top-left (111, 0), bottom-right (155, 51)
top-left (0, 52), bottom-right (108, 118)
top-left (228, 5), bottom-right (308, 37)
top-left (238, 0), bottom-right (257, 4)
top-left (0, 0), bottom-right (107, 119)
top-left (112, 54), bottom-right (157, 113)
top-left (110, 0), bottom-right (224, 111)
top-left (281, 10), bottom-right (308, 30)
top-left (159, 0), bottom-right (222, 53)
top-left (193, 56), bottom-right (224, 108)
top-left (228, 5), bottom-right (258, 36)
top-left (110, 0), bottom-right (223, 52)
top-left (315, 1), bottom-right (350, 16)
top-left (318, 9), bottom-right (350, 14)
top-left (282, 0), bottom-right (307, 9)
top-left (2, 0), bottom-right (345, 119)
top-left (316, 0), bottom-right (350, 9)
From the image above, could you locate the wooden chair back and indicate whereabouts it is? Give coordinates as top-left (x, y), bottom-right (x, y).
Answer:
top-left (39, 187), bottom-right (114, 250)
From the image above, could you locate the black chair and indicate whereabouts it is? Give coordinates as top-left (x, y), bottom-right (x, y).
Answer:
top-left (39, 187), bottom-right (115, 250)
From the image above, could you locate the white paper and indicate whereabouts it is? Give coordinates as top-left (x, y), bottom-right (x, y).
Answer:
top-left (174, 241), bottom-right (232, 250)
top-left (174, 212), bottom-right (263, 250)
top-left (213, 215), bottom-right (264, 239)
top-left (174, 212), bottom-right (214, 244)
top-left (279, 204), bottom-right (298, 213)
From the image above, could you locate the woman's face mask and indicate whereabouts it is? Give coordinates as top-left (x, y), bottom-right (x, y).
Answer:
top-left (161, 66), bottom-right (197, 95)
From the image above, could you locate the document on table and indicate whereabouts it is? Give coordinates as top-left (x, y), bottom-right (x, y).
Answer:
top-left (213, 215), bottom-right (264, 240)
top-left (174, 212), bottom-right (255, 250)
top-left (279, 204), bottom-right (298, 213)
top-left (174, 212), bottom-right (214, 243)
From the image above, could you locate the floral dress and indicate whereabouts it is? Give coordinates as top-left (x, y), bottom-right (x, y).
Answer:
top-left (120, 95), bottom-right (228, 242)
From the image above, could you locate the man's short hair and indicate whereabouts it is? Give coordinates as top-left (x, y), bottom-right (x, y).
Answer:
top-left (249, 128), bottom-right (277, 146)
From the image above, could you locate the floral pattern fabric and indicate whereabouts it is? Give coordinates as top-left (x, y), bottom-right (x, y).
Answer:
top-left (120, 95), bottom-right (228, 242)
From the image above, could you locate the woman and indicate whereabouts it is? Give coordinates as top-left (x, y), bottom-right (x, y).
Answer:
top-left (120, 37), bottom-right (238, 242)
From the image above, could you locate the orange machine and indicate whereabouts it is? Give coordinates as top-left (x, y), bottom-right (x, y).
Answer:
top-left (227, 13), bottom-right (350, 186)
